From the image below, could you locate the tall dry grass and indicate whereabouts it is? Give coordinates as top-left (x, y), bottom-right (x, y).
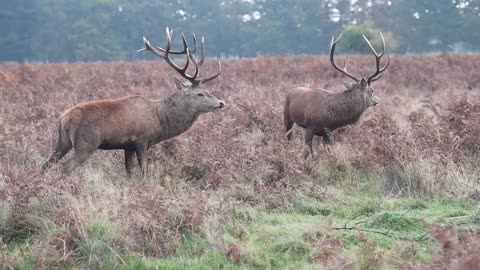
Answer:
top-left (1, 54), bottom-right (480, 267)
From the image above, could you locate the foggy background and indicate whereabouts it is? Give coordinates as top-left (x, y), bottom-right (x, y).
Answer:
top-left (1, 0), bottom-right (479, 62)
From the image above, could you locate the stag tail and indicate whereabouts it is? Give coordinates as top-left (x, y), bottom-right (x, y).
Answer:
top-left (41, 120), bottom-right (73, 172)
top-left (284, 93), bottom-right (294, 140)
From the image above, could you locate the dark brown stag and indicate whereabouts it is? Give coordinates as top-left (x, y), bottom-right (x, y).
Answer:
top-left (284, 33), bottom-right (390, 159)
top-left (42, 27), bottom-right (224, 177)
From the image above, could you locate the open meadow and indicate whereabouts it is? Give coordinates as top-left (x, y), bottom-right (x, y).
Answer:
top-left (1, 54), bottom-right (480, 269)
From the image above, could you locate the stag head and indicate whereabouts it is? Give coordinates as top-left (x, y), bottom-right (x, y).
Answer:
top-left (330, 32), bottom-right (390, 108)
top-left (174, 78), bottom-right (224, 112)
top-left (138, 27), bottom-right (224, 113)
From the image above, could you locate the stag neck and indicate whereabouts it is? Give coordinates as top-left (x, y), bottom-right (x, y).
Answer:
top-left (151, 94), bottom-right (200, 142)
top-left (155, 93), bottom-right (200, 119)
top-left (328, 90), bottom-right (369, 124)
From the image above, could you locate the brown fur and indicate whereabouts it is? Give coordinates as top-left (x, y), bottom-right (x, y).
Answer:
top-left (284, 79), bottom-right (378, 158)
top-left (42, 85), bottom-right (224, 176)
top-left (284, 32), bottom-right (389, 159)
top-left (42, 27), bottom-right (225, 176)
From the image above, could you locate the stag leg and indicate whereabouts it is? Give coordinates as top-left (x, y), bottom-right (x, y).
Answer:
top-left (41, 126), bottom-right (73, 172)
top-left (286, 123), bottom-right (294, 141)
top-left (63, 149), bottom-right (96, 173)
top-left (322, 128), bottom-right (333, 154)
top-left (125, 150), bottom-right (136, 178)
top-left (284, 115), bottom-right (294, 141)
top-left (303, 128), bottom-right (315, 159)
top-left (42, 143), bottom-right (72, 172)
top-left (135, 145), bottom-right (148, 177)
top-left (62, 127), bottom-right (100, 173)
top-left (322, 128), bottom-right (333, 144)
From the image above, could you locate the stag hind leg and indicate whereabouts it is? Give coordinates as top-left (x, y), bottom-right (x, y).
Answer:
top-left (125, 150), bottom-right (136, 178)
top-left (41, 125), bottom-right (73, 172)
top-left (285, 121), bottom-right (295, 141)
top-left (62, 126), bottom-right (101, 173)
top-left (303, 128), bottom-right (315, 159)
top-left (135, 144), bottom-right (148, 177)
top-left (284, 102), bottom-right (295, 141)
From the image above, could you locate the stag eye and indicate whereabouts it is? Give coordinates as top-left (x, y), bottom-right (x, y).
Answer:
top-left (197, 93), bottom-right (204, 97)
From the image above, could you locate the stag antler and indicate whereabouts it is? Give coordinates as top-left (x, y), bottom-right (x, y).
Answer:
top-left (187, 34), bottom-right (221, 85)
top-left (330, 33), bottom-right (360, 82)
top-left (138, 27), bottom-right (221, 87)
top-left (363, 32), bottom-right (390, 84)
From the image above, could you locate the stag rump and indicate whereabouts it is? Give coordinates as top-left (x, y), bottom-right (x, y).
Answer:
top-left (42, 27), bottom-right (224, 177)
top-left (283, 32), bottom-right (390, 159)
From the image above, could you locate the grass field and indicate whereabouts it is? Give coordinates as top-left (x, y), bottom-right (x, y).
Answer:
top-left (1, 54), bottom-right (480, 269)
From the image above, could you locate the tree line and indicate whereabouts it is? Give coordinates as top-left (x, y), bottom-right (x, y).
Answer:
top-left (1, 0), bottom-right (480, 62)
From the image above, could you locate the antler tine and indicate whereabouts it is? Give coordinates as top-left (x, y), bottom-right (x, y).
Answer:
top-left (151, 28), bottom-right (189, 55)
top-left (139, 27), bottom-right (221, 87)
top-left (186, 49), bottom-right (200, 82)
top-left (197, 36), bottom-right (206, 68)
top-left (365, 32), bottom-right (390, 84)
top-left (138, 27), bottom-right (192, 79)
top-left (186, 34), bottom-right (221, 86)
top-left (164, 28), bottom-right (191, 74)
top-left (198, 60), bottom-right (221, 85)
top-left (186, 35), bottom-right (206, 81)
top-left (187, 33), bottom-right (198, 54)
top-left (370, 75), bottom-right (382, 83)
top-left (330, 33), bottom-right (360, 82)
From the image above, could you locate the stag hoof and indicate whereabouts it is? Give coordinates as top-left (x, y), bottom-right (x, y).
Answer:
top-left (325, 146), bottom-right (332, 155)
top-left (286, 129), bottom-right (294, 141)
top-left (302, 146), bottom-right (314, 160)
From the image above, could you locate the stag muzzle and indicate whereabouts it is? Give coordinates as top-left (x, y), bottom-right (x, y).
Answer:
top-left (217, 100), bottom-right (225, 109)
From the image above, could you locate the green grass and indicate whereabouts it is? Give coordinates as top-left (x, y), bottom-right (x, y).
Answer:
top-left (4, 168), bottom-right (479, 269)
top-left (129, 192), bottom-right (477, 270)
top-left (220, 174), bottom-right (477, 269)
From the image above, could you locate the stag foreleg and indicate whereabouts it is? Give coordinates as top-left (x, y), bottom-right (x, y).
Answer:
top-left (322, 128), bottom-right (333, 154)
top-left (322, 128), bottom-right (333, 144)
top-left (303, 128), bottom-right (315, 159)
top-left (135, 144), bottom-right (148, 177)
top-left (125, 150), bottom-right (136, 178)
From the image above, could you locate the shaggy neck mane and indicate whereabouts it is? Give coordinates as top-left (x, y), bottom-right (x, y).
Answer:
top-left (328, 90), bottom-right (368, 125)
top-left (154, 93), bottom-right (199, 141)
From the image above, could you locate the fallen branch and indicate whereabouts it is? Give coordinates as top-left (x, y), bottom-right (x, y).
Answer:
top-left (331, 226), bottom-right (429, 242)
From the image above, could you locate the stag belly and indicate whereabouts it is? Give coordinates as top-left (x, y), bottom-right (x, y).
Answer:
top-left (98, 141), bottom-right (137, 150)
top-left (287, 89), bottom-right (331, 128)
top-left (97, 133), bottom-right (142, 150)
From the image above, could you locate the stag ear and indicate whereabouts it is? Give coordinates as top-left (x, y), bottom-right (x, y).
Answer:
top-left (343, 81), bottom-right (355, 89)
top-left (360, 78), bottom-right (368, 92)
top-left (174, 78), bottom-right (193, 92)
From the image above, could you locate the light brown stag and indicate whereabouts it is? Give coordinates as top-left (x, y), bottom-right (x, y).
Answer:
top-left (284, 33), bottom-right (390, 159)
top-left (42, 27), bottom-right (224, 177)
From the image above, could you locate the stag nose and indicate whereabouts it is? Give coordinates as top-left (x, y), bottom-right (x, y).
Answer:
top-left (218, 100), bottom-right (225, 109)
